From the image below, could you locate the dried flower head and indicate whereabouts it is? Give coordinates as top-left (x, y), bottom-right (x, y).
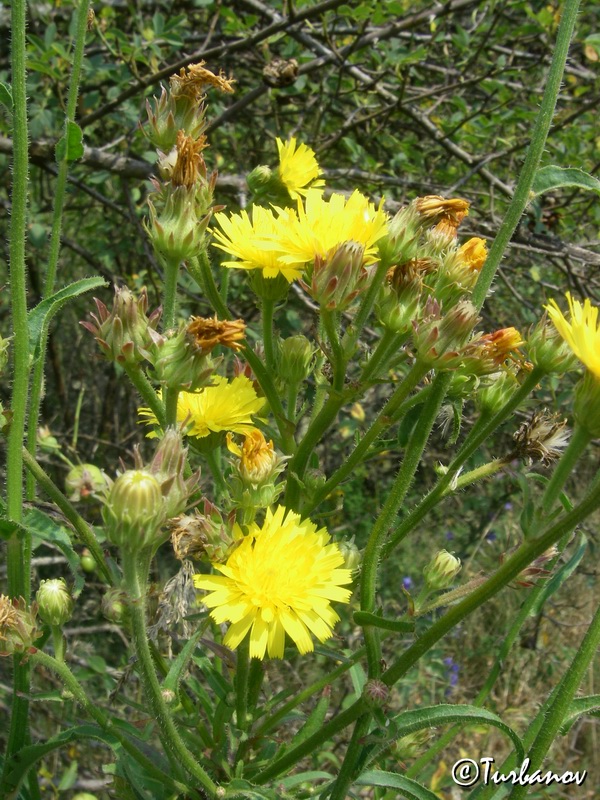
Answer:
top-left (170, 61), bottom-right (235, 99)
top-left (415, 196), bottom-right (470, 230)
top-left (186, 315), bottom-right (246, 354)
top-left (512, 410), bottom-right (570, 466)
top-left (0, 596), bottom-right (41, 656)
top-left (162, 131), bottom-right (208, 189)
top-left (171, 500), bottom-right (236, 564)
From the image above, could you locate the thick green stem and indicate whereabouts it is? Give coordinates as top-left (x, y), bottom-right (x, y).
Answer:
top-left (235, 636), bottom-right (250, 735)
top-left (509, 602), bottom-right (600, 800)
top-left (25, 651), bottom-right (192, 797)
top-left (242, 344), bottom-right (296, 453)
top-left (471, 0), bottom-right (581, 309)
top-left (360, 372), bottom-right (451, 677)
top-left (261, 298), bottom-right (276, 372)
top-left (190, 251), bottom-right (230, 320)
top-left (360, 328), bottom-right (407, 383)
top-left (26, 0), bottom-right (91, 500)
top-left (445, 458), bottom-right (509, 494)
top-left (165, 386), bottom-right (180, 428)
top-left (342, 258), bottom-right (391, 357)
top-left (4, 0), bottom-right (33, 778)
top-left (303, 361), bottom-right (429, 515)
top-left (162, 256), bottom-right (181, 331)
top-left (540, 423), bottom-right (591, 514)
top-left (121, 550), bottom-right (218, 796)
top-left (321, 310), bottom-right (345, 390)
top-left (123, 362), bottom-right (166, 428)
top-left (22, 447), bottom-right (113, 584)
top-left (328, 714), bottom-right (372, 800)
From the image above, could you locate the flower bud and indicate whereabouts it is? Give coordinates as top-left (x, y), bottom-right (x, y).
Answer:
top-left (362, 679), bottom-right (389, 709)
top-left (415, 195), bottom-right (469, 232)
top-left (337, 538), bottom-right (361, 574)
top-left (80, 549), bottom-right (96, 573)
top-left (573, 372), bottom-right (600, 437)
top-left (423, 550), bottom-right (461, 590)
top-left (527, 317), bottom-right (579, 375)
top-left (394, 729), bottom-right (434, 760)
top-left (375, 261), bottom-right (423, 334)
top-left (149, 326), bottom-right (217, 393)
top-left (80, 286), bottom-right (160, 366)
top-left (458, 237), bottom-right (487, 271)
top-left (277, 335), bottom-right (315, 384)
top-left (144, 85), bottom-right (208, 152)
top-left (144, 428), bottom-right (199, 519)
top-left (103, 470), bottom-right (166, 552)
top-left (36, 579), bottom-right (74, 627)
top-left (227, 431), bottom-right (287, 520)
top-left (0, 595), bottom-right (42, 656)
top-left (145, 181), bottom-right (213, 263)
top-left (303, 241), bottom-right (370, 311)
top-left (475, 370), bottom-right (519, 415)
top-left (37, 425), bottom-right (61, 454)
top-left (413, 299), bottom-right (479, 368)
top-left (65, 464), bottom-right (108, 501)
top-left (101, 588), bottom-right (130, 625)
top-left (376, 204), bottom-right (421, 266)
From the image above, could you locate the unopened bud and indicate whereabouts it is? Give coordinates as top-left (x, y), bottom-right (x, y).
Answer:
top-left (337, 538), bottom-right (361, 574)
top-left (65, 464), bottom-right (108, 501)
top-left (362, 679), bottom-right (389, 709)
top-left (36, 579), bottom-right (74, 627)
top-left (278, 335), bottom-right (315, 384)
top-left (423, 550), bottom-right (461, 590)
top-left (101, 588), bottom-right (130, 625)
top-left (103, 470), bottom-right (166, 552)
top-left (527, 318), bottom-right (578, 375)
top-left (303, 241), bottom-right (370, 311)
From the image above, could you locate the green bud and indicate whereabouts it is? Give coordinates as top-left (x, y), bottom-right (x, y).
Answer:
top-left (65, 464), bottom-right (108, 502)
top-left (37, 425), bottom-right (61, 454)
top-left (278, 335), bottom-right (315, 384)
top-left (337, 538), bottom-right (361, 574)
top-left (304, 241), bottom-right (369, 311)
top-left (394, 729), bottom-right (433, 760)
top-left (413, 298), bottom-right (479, 368)
top-left (149, 325), bottom-right (216, 392)
top-left (103, 470), bottom-right (166, 552)
top-left (423, 550), bottom-right (461, 591)
top-left (36, 579), bottom-right (74, 627)
top-left (475, 370), bottom-right (519, 415)
top-left (362, 678), bottom-right (389, 709)
top-left (573, 372), bottom-right (600, 437)
top-left (80, 549), bottom-right (96, 574)
top-left (376, 204), bottom-right (421, 266)
top-left (101, 588), bottom-right (130, 625)
top-left (145, 182), bottom-right (212, 263)
top-left (527, 318), bottom-right (579, 375)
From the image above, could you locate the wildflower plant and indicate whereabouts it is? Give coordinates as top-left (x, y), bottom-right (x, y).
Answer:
top-left (3, 3), bottom-right (600, 799)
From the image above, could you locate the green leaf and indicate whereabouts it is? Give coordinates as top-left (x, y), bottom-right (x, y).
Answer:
top-left (390, 705), bottom-right (524, 762)
top-left (28, 276), bottom-right (106, 365)
top-left (529, 534), bottom-right (587, 616)
top-left (559, 695), bottom-right (600, 735)
top-left (278, 770), bottom-right (332, 789)
top-left (531, 166), bottom-right (600, 199)
top-left (0, 81), bottom-right (13, 111)
top-left (25, 506), bottom-right (85, 597)
top-left (354, 611), bottom-right (415, 633)
top-left (355, 770), bottom-right (441, 799)
top-left (55, 120), bottom-right (84, 162)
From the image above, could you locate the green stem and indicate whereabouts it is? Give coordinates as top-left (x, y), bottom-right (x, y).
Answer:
top-left (328, 714), bottom-right (372, 800)
top-left (540, 423), bottom-right (591, 514)
top-left (22, 447), bottom-right (113, 584)
top-left (471, 0), bottom-right (581, 309)
top-left (162, 255), bottom-right (181, 331)
top-left (165, 386), bottom-right (180, 428)
top-left (190, 251), bottom-right (230, 320)
top-left (286, 380), bottom-right (300, 422)
top-left (360, 372), bottom-right (451, 678)
top-left (303, 361), bottom-right (429, 515)
top-left (448, 458), bottom-right (509, 494)
top-left (254, 483), bottom-right (600, 786)
top-left (381, 368), bottom-right (543, 558)
top-left (321, 310), bottom-right (345, 390)
top-left (51, 626), bottom-right (66, 663)
top-left (360, 328), bottom-right (406, 383)
top-left (123, 362), bottom-right (166, 428)
top-left (26, 651), bottom-right (193, 797)
top-left (508, 602), bottom-right (600, 800)
top-left (342, 258), bottom-right (391, 358)
top-left (205, 448), bottom-right (227, 502)
top-left (261, 298), bottom-right (276, 372)
top-left (4, 0), bottom-right (33, 778)
top-left (121, 550), bottom-right (218, 796)
top-left (235, 636), bottom-right (250, 734)
top-left (26, 0), bottom-right (91, 501)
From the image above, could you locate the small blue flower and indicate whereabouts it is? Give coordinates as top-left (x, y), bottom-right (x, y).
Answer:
top-left (402, 576), bottom-right (413, 590)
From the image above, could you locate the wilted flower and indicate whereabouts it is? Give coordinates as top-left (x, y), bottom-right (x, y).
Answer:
top-left (514, 546), bottom-right (559, 588)
top-left (80, 286), bottom-right (160, 365)
top-left (158, 130), bottom-right (209, 189)
top-left (194, 505), bottom-right (352, 659)
top-left (171, 500), bottom-right (236, 564)
top-left (187, 315), bottom-right (246, 354)
top-left (169, 61), bottom-right (235, 100)
top-left (36, 579), bottom-right (74, 627)
top-left (0, 596), bottom-right (42, 656)
top-left (512, 411), bottom-right (570, 465)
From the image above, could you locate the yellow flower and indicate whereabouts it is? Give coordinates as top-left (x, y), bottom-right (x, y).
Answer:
top-left (212, 205), bottom-right (303, 282)
top-left (458, 237), bottom-right (488, 272)
top-left (545, 292), bottom-right (600, 380)
top-left (194, 505), bottom-right (352, 659)
top-left (276, 137), bottom-right (324, 200)
top-left (139, 375), bottom-right (264, 438)
top-left (279, 188), bottom-right (388, 267)
top-left (226, 430), bottom-right (278, 483)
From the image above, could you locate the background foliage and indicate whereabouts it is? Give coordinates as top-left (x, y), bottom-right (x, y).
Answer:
top-left (1, 0), bottom-right (599, 797)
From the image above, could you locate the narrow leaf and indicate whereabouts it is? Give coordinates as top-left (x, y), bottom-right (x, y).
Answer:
top-left (354, 611), bottom-right (415, 633)
top-left (559, 694), bottom-right (600, 735)
top-left (529, 534), bottom-right (587, 616)
top-left (356, 770), bottom-right (441, 799)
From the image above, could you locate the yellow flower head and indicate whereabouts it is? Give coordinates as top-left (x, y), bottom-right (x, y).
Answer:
top-left (279, 188), bottom-right (388, 267)
top-left (227, 429), bottom-right (278, 483)
top-left (194, 505), bottom-right (352, 659)
top-left (139, 375), bottom-right (264, 439)
top-left (545, 292), bottom-right (600, 380)
top-left (276, 137), bottom-right (324, 200)
top-left (458, 237), bottom-right (488, 272)
top-left (212, 205), bottom-right (303, 282)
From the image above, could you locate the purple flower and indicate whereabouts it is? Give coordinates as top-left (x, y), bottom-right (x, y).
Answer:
top-left (486, 531), bottom-right (497, 542)
top-left (402, 576), bottom-right (413, 590)
top-left (445, 530), bottom-right (454, 541)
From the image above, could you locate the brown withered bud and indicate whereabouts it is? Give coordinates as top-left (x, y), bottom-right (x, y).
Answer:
top-left (263, 57), bottom-right (299, 87)
top-left (170, 61), bottom-right (235, 100)
top-left (415, 195), bottom-right (470, 230)
top-left (187, 315), bottom-right (246, 354)
top-left (171, 500), bottom-right (236, 564)
top-left (512, 410), bottom-right (570, 466)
